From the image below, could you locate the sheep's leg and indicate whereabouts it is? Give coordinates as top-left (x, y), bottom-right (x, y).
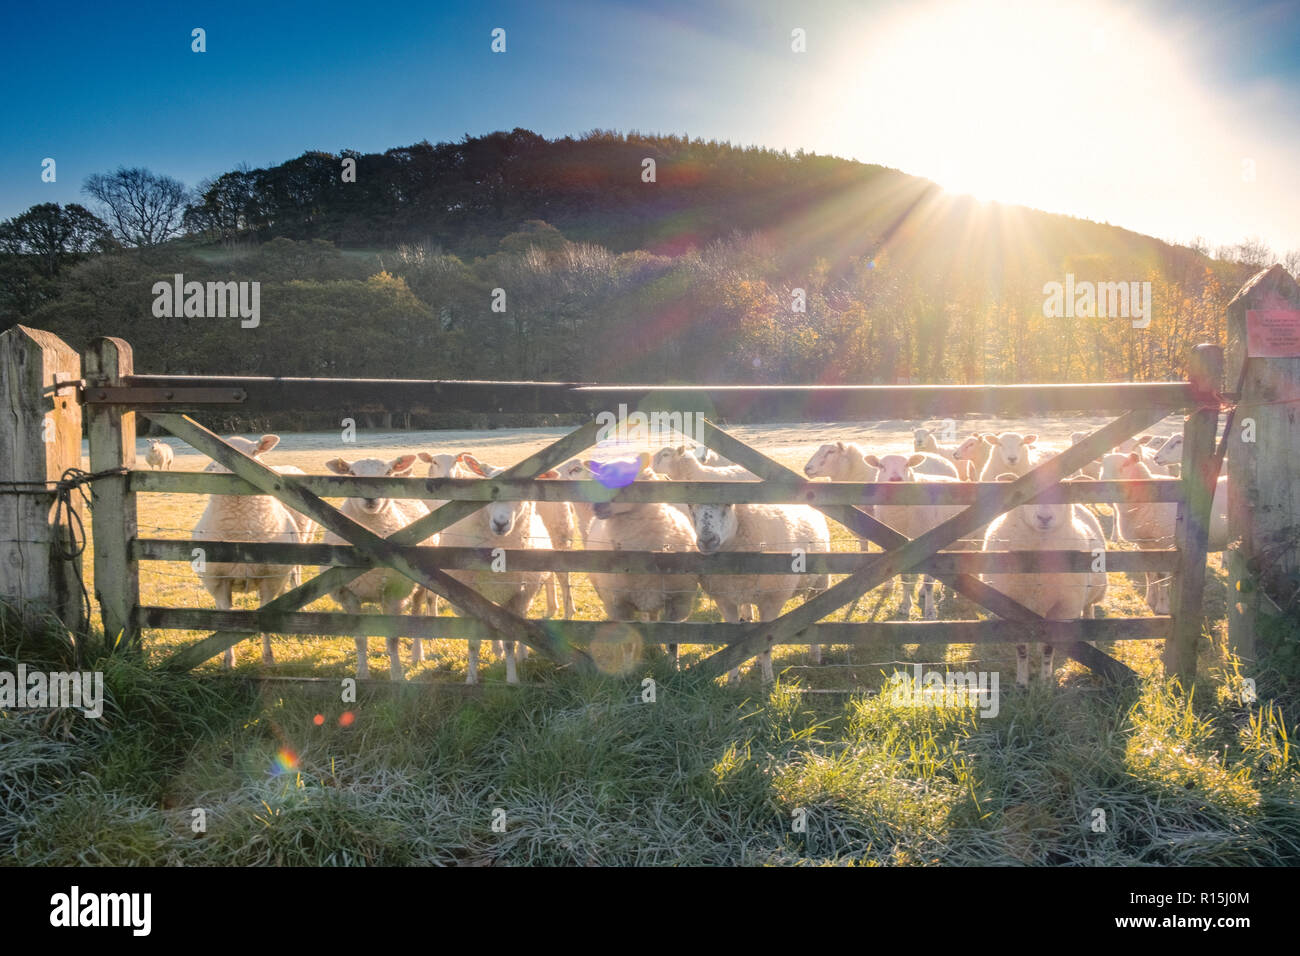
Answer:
top-left (1040, 643), bottom-right (1055, 684)
top-left (466, 639), bottom-right (480, 684)
top-left (1015, 644), bottom-right (1029, 688)
top-left (897, 574), bottom-right (916, 618)
top-left (209, 580), bottom-right (237, 669)
top-left (559, 571), bottom-right (574, 619)
top-left (921, 576), bottom-right (938, 621)
top-left (380, 595), bottom-right (406, 681)
top-left (257, 576), bottom-right (285, 666)
top-left (544, 573), bottom-right (559, 618)
top-left (502, 641), bottom-right (518, 683)
top-left (338, 590), bottom-right (369, 680)
top-left (714, 597), bottom-right (744, 684)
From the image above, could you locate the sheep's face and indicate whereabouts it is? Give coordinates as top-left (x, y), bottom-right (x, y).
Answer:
top-left (863, 453), bottom-right (926, 482)
top-left (804, 441), bottom-right (857, 479)
top-left (554, 459), bottom-right (589, 481)
top-left (952, 435), bottom-right (984, 462)
top-left (913, 429), bottom-right (930, 452)
top-left (486, 499), bottom-right (529, 537)
top-left (204, 434), bottom-right (279, 474)
top-left (1099, 451), bottom-right (1148, 481)
top-left (983, 432), bottom-right (1036, 468)
top-left (650, 446), bottom-right (690, 477)
top-left (418, 451), bottom-right (459, 478)
top-left (689, 503), bottom-right (738, 554)
top-left (1153, 434), bottom-right (1183, 466)
top-left (326, 455), bottom-right (417, 514)
top-left (1114, 436), bottom-right (1153, 454)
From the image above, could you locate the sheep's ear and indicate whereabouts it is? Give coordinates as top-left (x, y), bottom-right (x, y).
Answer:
top-left (417, 452), bottom-right (433, 462)
top-left (636, 451), bottom-right (651, 472)
top-left (983, 434), bottom-right (999, 446)
top-left (388, 454), bottom-right (417, 476)
top-left (538, 469), bottom-right (558, 479)
top-left (325, 458), bottom-right (351, 475)
top-left (459, 454), bottom-right (488, 477)
top-left (255, 434), bottom-right (280, 454)
top-left (863, 454), bottom-right (882, 468)
top-left (836, 441), bottom-right (845, 450)
top-left (1023, 434), bottom-right (1037, 445)
top-left (906, 453), bottom-right (926, 468)
top-left (1126, 452), bottom-right (1140, 463)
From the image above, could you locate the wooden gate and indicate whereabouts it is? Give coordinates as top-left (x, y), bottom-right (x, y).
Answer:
top-left (67, 335), bottom-right (1227, 685)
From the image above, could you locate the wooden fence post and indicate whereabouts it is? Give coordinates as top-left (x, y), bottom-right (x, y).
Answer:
top-left (1224, 266), bottom-right (1300, 665)
top-left (1165, 343), bottom-right (1222, 684)
top-left (83, 337), bottom-right (139, 652)
top-left (0, 326), bottom-right (85, 633)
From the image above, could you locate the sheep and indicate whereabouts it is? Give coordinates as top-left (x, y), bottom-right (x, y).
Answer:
top-left (407, 451), bottom-right (476, 633)
top-left (914, 428), bottom-right (969, 479)
top-left (687, 499), bottom-right (831, 683)
top-left (1068, 431), bottom-right (1104, 480)
top-left (437, 457), bottom-right (553, 684)
top-left (1151, 433), bottom-right (1185, 477)
top-left (804, 441), bottom-right (958, 487)
top-left (459, 453), bottom-right (574, 619)
top-left (981, 474), bottom-right (1107, 686)
top-left (192, 434), bottom-right (309, 669)
top-left (145, 439), bottom-right (174, 471)
top-left (582, 455), bottom-right (700, 667)
top-left (863, 453), bottom-right (970, 619)
top-left (978, 432), bottom-right (1038, 481)
top-left (323, 455), bottom-right (430, 680)
top-left (951, 434), bottom-right (993, 483)
top-left (651, 445), bottom-right (756, 481)
top-left (1099, 451), bottom-right (1227, 614)
top-left (553, 457), bottom-right (599, 541)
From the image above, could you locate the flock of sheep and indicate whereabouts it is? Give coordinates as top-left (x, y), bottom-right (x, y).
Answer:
top-left (170, 422), bottom-right (1225, 688)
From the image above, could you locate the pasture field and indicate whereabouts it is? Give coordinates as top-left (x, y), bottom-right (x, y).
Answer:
top-left (7, 414), bottom-right (1296, 867)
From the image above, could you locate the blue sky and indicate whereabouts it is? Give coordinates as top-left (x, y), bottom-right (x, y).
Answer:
top-left (3, 0), bottom-right (1298, 255)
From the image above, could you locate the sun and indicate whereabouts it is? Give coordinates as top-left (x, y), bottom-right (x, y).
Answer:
top-left (828, 0), bottom-right (1140, 209)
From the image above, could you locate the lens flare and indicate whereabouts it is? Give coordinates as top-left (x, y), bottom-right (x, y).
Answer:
top-left (588, 622), bottom-right (644, 675)
top-left (338, 711), bottom-right (356, 727)
top-left (589, 459), bottom-right (641, 490)
top-left (271, 748), bottom-right (298, 776)
top-left (312, 713), bottom-right (325, 726)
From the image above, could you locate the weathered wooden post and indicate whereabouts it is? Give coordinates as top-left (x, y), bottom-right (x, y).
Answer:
top-left (0, 326), bottom-right (85, 633)
top-left (1224, 265), bottom-right (1300, 664)
top-left (1166, 343), bottom-right (1222, 684)
top-left (83, 337), bottom-right (140, 651)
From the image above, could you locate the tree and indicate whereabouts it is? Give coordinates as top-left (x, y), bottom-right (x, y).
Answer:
top-left (0, 203), bottom-right (112, 276)
top-left (82, 166), bottom-right (190, 247)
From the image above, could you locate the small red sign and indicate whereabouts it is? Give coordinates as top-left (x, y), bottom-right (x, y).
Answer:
top-left (1246, 309), bottom-right (1300, 358)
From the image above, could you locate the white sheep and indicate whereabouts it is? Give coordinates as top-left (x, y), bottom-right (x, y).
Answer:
top-left (323, 455), bottom-right (430, 680)
top-left (863, 453), bottom-right (970, 619)
top-left (979, 432), bottom-right (1038, 481)
top-left (460, 453), bottom-right (573, 619)
top-left (407, 451), bottom-right (475, 629)
top-left (687, 500), bottom-right (831, 683)
top-left (950, 433), bottom-right (993, 483)
top-left (583, 455), bottom-right (700, 667)
top-left (914, 428), bottom-right (968, 479)
top-left (981, 475), bottom-right (1107, 686)
top-left (651, 445), bottom-right (756, 481)
top-left (1150, 433), bottom-right (1186, 477)
top-left (805, 441), bottom-right (959, 483)
top-left (192, 434), bottom-right (311, 669)
top-left (145, 439), bottom-right (174, 471)
top-left (438, 458), bottom-right (553, 684)
top-left (552, 457), bottom-right (599, 541)
top-left (1099, 451), bottom-right (1227, 614)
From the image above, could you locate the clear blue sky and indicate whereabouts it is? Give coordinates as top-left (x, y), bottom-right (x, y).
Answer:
top-left (3, 0), bottom-right (1298, 254)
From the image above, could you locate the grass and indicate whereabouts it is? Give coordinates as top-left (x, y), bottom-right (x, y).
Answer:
top-left (4, 608), bottom-right (1298, 865)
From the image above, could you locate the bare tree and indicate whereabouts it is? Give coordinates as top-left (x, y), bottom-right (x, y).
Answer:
top-left (82, 166), bottom-right (190, 247)
top-left (1233, 236), bottom-right (1274, 268)
top-left (1284, 249), bottom-right (1300, 277)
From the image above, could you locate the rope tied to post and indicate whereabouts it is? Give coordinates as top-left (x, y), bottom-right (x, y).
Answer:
top-left (0, 466), bottom-right (128, 642)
